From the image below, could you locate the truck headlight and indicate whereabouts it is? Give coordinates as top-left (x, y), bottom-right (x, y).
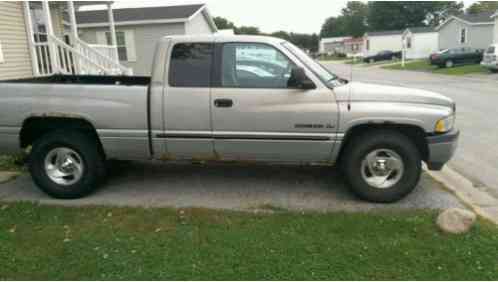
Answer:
top-left (435, 115), bottom-right (455, 133)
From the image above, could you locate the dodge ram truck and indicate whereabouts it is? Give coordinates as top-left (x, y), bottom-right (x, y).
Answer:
top-left (0, 35), bottom-right (459, 203)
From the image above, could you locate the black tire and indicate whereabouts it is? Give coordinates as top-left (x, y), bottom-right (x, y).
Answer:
top-left (29, 130), bottom-right (106, 199)
top-left (342, 130), bottom-right (422, 203)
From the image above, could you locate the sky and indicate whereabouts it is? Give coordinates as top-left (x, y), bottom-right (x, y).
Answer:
top-left (83, 0), bottom-right (480, 34)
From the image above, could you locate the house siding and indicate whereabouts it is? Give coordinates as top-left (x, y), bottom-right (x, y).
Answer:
top-left (322, 42), bottom-right (345, 54)
top-left (0, 2), bottom-right (33, 80)
top-left (404, 32), bottom-right (439, 59)
top-left (494, 17), bottom-right (498, 43)
top-left (51, 5), bottom-right (65, 39)
top-left (363, 34), bottom-right (403, 57)
top-left (185, 12), bottom-right (214, 35)
top-left (439, 19), bottom-right (494, 50)
top-left (80, 23), bottom-right (185, 76)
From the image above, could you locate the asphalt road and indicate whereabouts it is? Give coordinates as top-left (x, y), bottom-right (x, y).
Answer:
top-left (325, 62), bottom-right (498, 197)
top-left (0, 161), bottom-right (462, 212)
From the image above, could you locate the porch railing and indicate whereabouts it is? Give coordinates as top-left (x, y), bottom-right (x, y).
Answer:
top-left (34, 42), bottom-right (52, 76)
top-left (33, 35), bottom-right (133, 76)
top-left (75, 38), bottom-right (132, 76)
top-left (88, 44), bottom-right (119, 63)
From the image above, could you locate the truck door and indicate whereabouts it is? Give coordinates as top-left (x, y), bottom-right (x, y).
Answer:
top-left (210, 42), bottom-right (339, 162)
top-left (162, 41), bottom-right (215, 160)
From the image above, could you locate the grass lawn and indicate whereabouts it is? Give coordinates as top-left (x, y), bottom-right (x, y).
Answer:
top-left (383, 60), bottom-right (490, 76)
top-left (1, 203), bottom-right (497, 280)
top-left (0, 154), bottom-right (25, 172)
top-left (318, 55), bottom-right (348, 62)
top-left (345, 59), bottom-right (364, 65)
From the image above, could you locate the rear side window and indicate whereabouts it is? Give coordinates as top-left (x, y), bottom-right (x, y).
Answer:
top-left (169, 43), bottom-right (213, 87)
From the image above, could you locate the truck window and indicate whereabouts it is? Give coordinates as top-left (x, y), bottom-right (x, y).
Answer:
top-left (169, 43), bottom-right (213, 87)
top-left (221, 43), bottom-right (296, 89)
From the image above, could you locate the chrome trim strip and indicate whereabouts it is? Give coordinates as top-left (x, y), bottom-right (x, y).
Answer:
top-left (157, 131), bottom-right (343, 141)
top-left (0, 127), bottom-right (21, 135)
top-left (97, 129), bottom-right (149, 138)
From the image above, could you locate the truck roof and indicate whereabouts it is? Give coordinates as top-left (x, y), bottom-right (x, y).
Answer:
top-left (160, 34), bottom-right (287, 45)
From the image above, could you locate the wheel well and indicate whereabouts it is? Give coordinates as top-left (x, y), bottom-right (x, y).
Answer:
top-left (338, 124), bottom-right (429, 162)
top-left (20, 117), bottom-right (105, 158)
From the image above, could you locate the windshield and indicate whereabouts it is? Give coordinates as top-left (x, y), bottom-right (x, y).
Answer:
top-left (282, 42), bottom-right (340, 87)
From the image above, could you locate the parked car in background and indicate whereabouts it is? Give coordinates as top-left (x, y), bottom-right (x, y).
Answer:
top-left (481, 44), bottom-right (498, 73)
top-left (363, 50), bottom-right (402, 63)
top-left (430, 47), bottom-right (483, 68)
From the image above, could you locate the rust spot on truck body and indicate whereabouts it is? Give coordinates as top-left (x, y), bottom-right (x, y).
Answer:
top-left (30, 112), bottom-right (85, 119)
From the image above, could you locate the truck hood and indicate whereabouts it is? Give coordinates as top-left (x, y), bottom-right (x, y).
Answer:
top-left (334, 82), bottom-right (453, 107)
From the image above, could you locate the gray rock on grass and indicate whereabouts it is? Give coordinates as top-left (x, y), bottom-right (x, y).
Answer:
top-left (437, 208), bottom-right (477, 234)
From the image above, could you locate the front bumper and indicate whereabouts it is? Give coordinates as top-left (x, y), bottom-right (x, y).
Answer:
top-left (426, 129), bottom-right (460, 171)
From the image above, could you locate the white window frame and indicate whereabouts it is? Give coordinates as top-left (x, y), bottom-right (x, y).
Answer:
top-left (105, 30), bottom-right (127, 61)
top-left (96, 30), bottom-right (136, 62)
top-left (406, 36), bottom-right (412, 49)
top-left (459, 27), bottom-right (467, 44)
top-left (0, 41), bottom-right (4, 63)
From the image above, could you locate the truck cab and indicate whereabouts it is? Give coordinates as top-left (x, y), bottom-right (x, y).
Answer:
top-left (149, 35), bottom-right (341, 163)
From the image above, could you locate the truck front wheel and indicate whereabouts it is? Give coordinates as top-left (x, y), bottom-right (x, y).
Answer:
top-left (342, 130), bottom-right (422, 203)
top-left (29, 130), bottom-right (106, 199)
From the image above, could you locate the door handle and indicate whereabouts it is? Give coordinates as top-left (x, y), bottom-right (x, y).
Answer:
top-left (214, 99), bottom-right (233, 108)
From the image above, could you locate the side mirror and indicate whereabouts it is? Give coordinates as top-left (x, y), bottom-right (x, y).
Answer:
top-left (289, 67), bottom-right (316, 90)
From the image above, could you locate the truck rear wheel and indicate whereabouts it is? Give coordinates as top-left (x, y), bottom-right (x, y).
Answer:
top-left (29, 130), bottom-right (106, 199)
top-left (342, 130), bottom-right (421, 203)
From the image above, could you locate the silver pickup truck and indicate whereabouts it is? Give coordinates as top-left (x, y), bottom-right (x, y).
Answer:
top-left (0, 35), bottom-right (459, 203)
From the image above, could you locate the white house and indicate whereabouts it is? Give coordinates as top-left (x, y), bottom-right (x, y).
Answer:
top-left (0, 1), bottom-right (131, 80)
top-left (493, 10), bottom-right (498, 43)
top-left (319, 36), bottom-right (350, 55)
top-left (343, 37), bottom-right (364, 57)
top-left (436, 11), bottom-right (495, 50)
top-left (77, 4), bottom-right (217, 75)
top-left (402, 27), bottom-right (439, 59)
top-left (363, 30), bottom-right (403, 57)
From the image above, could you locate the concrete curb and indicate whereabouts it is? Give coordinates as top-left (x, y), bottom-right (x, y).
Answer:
top-left (428, 167), bottom-right (498, 225)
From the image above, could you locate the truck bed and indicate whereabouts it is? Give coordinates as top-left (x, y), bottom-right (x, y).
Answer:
top-left (1, 75), bottom-right (151, 86)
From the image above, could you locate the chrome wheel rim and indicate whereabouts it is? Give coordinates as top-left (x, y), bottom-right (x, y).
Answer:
top-left (44, 147), bottom-right (84, 186)
top-left (361, 149), bottom-right (404, 189)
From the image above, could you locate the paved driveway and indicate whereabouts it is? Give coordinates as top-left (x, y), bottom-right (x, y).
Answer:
top-left (0, 161), bottom-right (462, 211)
top-left (326, 62), bottom-right (498, 197)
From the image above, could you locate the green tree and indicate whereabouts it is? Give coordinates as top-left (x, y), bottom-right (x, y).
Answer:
top-left (235, 26), bottom-right (261, 35)
top-left (426, 1), bottom-right (464, 26)
top-left (320, 16), bottom-right (348, 38)
top-left (213, 17), bottom-right (318, 52)
top-left (367, 1), bottom-right (464, 31)
top-left (368, 1), bottom-right (421, 30)
top-left (271, 31), bottom-right (291, 41)
top-left (213, 16), bottom-right (236, 30)
top-left (341, 1), bottom-right (368, 37)
top-left (466, 1), bottom-right (498, 14)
